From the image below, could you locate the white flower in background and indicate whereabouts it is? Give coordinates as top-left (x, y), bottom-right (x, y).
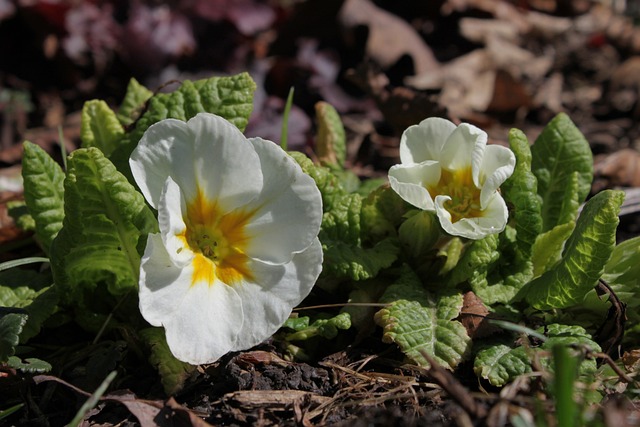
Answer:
top-left (388, 117), bottom-right (515, 240)
top-left (130, 113), bottom-right (323, 365)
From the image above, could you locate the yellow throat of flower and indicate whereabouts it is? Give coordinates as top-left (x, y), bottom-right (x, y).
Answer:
top-left (428, 167), bottom-right (482, 223)
top-left (179, 190), bottom-right (255, 287)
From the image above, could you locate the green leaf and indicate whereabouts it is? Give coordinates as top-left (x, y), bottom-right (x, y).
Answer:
top-left (290, 151), bottom-right (347, 212)
top-left (556, 172), bottom-right (581, 227)
top-left (51, 148), bottom-right (158, 306)
top-left (0, 403), bottom-right (24, 421)
top-left (21, 141), bottom-right (65, 254)
top-left (286, 312), bottom-right (351, 341)
top-left (111, 73), bottom-right (257, 177)
top-left (7, 356), bottom-right (52, 373)
top-left (531, 113), bottom-right (593, 232)
top-left (117, 78), bottom-right (153, 126)
top-left (360, 184), bottom-right (408, 244)
top-left (315, 101), bottom-right (346, 168)
top-left (375, 267), bottom-right (470, 369)
top-left (524, 190), bottom-right (624, 310)
top-left (502, 128), bottom-right (542, 257)
top-left (323, 238), bottom-right (399, 281)
top-left (601, 236), bottom-right (640, 304)
top-left (305, 163), bottom-right (400, 281)
top-left (531, 221), bottom-right (575, 277)
top-left (81, 100), bottom-right (125, 157)
top-left (580, 236), bottom-right (640, 323)
top-left (7, 201), bottom-right (35, 232)
top-left (320, 193), bottom-right (362, 245)
top-left (398, 210), bottom-right (439, 259)
top-left (469, 228), bottom-right (533, 304)
top-left (474, 344), bottom-right (531, 386)
top-left (447, 228), bottom-right (533, 304)
top-left (0, 266), bottom-right (56, 344)
top-left (446, 234), bottom-right (500, 287)
top-left (540, 324), bottom-right (601, 376)
top-left (0, 311), bottom-right (27, 361)
top-left (140, 328), bottom-right (195, 395)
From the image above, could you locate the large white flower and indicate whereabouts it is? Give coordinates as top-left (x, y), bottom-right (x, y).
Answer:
top-left (130, 112), bottom-right (323, 365)
top-left (388, 117), bottom-right (515, 240)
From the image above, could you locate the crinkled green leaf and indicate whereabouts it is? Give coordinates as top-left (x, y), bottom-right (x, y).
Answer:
top-left (290, 151), bottom-right (347, 212)
top-left (117, 78), bottom-right (153, 126)
top-left (360, 184), bottom-right (408, 244)
top-left (531, 221), bottom-right (575, 277)
top-left (286, 312), bottom-right (351, 341)
top-left (469, 228), bottom-right (533, 304)
top-left (51, 148), bottom-right (158, 306)
top-left (447, 228), bottom-right (532, 304)
top-left (323, 238), bottom-right (398, 281)
top-left (447, 234), bottom-right (500, 287)
top-left (139, 328), bottom-right (195, 395)
top-left (540, 324), bottom-right (601, 376)
top-left (474, 344), bottom-right (531, 386)
top-left (531, 113), bottom-right (593, 232)
top-left (0, 311), bottom-right (27, 361)
top-left (524, 190), bottom-right (623, 310)
top-left (81, 100), bottom-right (125, 157)
top-left (111, 73), bottom-right (257, 176)
top-left (502, 128), bottom-right (542, 257)
top-left (283, 316), bottom-right (310, 331)
top-left (7, 356), bottom-right (52, 373)
top-left (21, 141), bottom-right (65, 253)
top-left (7, 201), bottom-right (35, 232)
top-left (0, 279), bottom-right (57, 344)
top-left (315, 101), bottom-right (346, 168)
top-left (320, 193), bottom-right (362, 245)
top-left (375, 267), bottom-right (470, 369)
top-left (302, 160), bottom-right (400, 281)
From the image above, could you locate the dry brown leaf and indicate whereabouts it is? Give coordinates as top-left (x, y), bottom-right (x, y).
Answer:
top-left (594, 149), bottom-right (640, 188)
top-left (458, 291), bottom-right (498, 339)
top-left (339, 0), bottom-right (440, 75)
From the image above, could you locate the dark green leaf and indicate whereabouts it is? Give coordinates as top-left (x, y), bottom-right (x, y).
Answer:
top-left (531, 113), bottom-right (593, 232)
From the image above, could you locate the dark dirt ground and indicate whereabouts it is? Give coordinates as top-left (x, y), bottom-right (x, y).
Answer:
top-left (2, 0), bottom-right (640, 425)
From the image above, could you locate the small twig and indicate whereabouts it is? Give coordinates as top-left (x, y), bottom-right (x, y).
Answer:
top-left (418, 350), bottom-right (487, 419)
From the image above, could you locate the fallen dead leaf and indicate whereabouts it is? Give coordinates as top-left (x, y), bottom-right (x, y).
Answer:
top-left (339, 0), bottom-right (440, 76)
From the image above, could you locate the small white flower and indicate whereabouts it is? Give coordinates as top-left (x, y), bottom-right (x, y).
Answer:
top-left (130, 113), bottom-right (323, 364)
top-left (388, 117), bottom-right (515, 240)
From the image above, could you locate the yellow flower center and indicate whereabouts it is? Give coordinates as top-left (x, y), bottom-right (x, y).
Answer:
top-left (179, 189), bottom-right (255, 287)
top-left (427, 167), bottom-right (482, 223)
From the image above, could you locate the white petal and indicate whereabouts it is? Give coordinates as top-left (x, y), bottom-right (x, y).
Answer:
top-left (130, 118), bottom-right (194, 208)
top-left (163, 279), bottom-right (244, 364)
top-left (434, 194), bottom-right (508, 239)
top-left (388, 162), bottom-right (440, 210)
top-left (241, 138), bottom-right (323, 264)
top-left (138, 233), bottom-right (196, 326)
top-left (157, 177), bottom-right (193, 267)
top-left (186, 113), bottom-right (263, 211)
top-left (130, 113), bottom-right (264, 212)
top-left (139, 234), bottom-right (245, 364)
top-left (439, 123), bottom-right (486, 174)
top-left (478, 145), bottom-right (516, 209)
top-left (399, 117), bottom-right (456, 164)
top-left (230, 238), bottom-right (323, 351)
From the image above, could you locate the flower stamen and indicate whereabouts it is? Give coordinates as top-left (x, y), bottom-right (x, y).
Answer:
top-left (428, 167), bottom-right (482, 223)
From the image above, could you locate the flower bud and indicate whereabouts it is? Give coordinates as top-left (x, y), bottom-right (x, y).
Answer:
top-left (398, 210), bottom-right (440, 258)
